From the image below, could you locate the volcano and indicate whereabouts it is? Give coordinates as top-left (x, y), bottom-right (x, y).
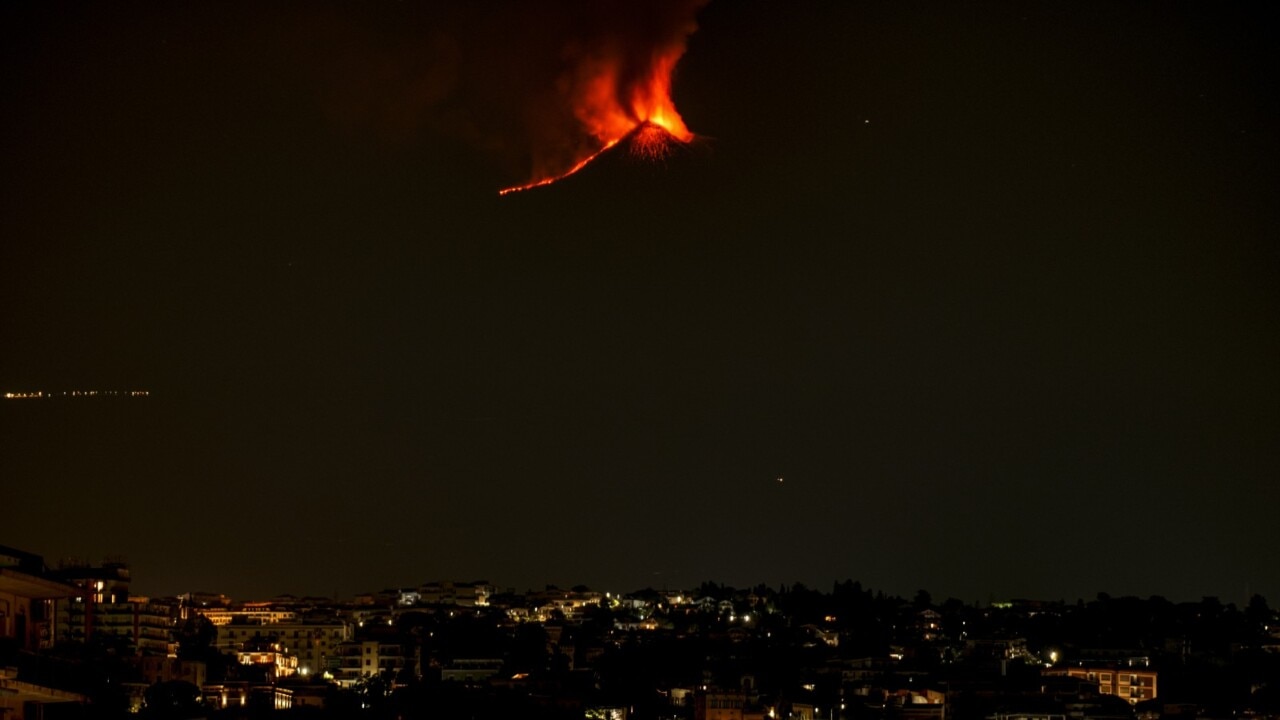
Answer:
top-left (499, 121), bottom-right (703, 196)
top-left (611, 120), bottom-right (696, 163)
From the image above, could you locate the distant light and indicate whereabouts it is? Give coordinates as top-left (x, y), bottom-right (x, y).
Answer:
top-left (3, 389), bottom-right (148, 399)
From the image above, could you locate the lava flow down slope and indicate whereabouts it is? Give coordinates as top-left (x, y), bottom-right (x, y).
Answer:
top-left (499, 0), bottom-right (708, 196)
top-left (501, 120), bottom-right (707, 199)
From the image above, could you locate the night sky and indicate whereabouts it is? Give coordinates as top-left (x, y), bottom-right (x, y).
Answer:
top-left (3, 1), bottom-right (1277, 604)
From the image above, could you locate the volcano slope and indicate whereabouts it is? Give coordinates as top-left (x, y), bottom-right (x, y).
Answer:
top-left (504, 122), bottom-right (711, 199)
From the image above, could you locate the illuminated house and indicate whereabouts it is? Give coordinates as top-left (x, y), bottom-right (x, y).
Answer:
top-left (586, 706), bottom-right (629, 720)
top-left (528, 587), bottom-right (604, 621)
top-left (217, 620), bottom-right (350, 676)
top-left (196, 605), bottom-right (298, 626)
top-left (203, 683), bottom-right (293, 712)
top-left (237, 639), bottom-right (299, 680)
top-left (1044, 666), bottom-right (1157, 704)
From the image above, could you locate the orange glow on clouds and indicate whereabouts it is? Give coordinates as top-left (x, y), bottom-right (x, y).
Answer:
top-left (570, 45), bottom-right (694, 146)
top-left (501, 5), bottom-right (702, 195)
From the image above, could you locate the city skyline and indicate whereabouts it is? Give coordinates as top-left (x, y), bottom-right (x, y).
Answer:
top-left (3, 1), bottom-right (1278, 605)
top-left (19, 538), bottom-right (1275, 715)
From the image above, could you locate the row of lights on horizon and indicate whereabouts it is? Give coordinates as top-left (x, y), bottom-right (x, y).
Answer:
top-left (4, 390), bottom-right (150, 399)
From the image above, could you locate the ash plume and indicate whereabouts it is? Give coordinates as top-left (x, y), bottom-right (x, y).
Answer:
top-left (525, 0), bottom-right (709, 182)
top-left (277, 1), bottom-right (709, 189)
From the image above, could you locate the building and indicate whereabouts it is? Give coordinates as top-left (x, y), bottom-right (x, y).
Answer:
top-left (138, 656), bottom-right (208, 688)
top-left (440, 658), bottom-right (504, 684)
top-left (203, 682), bottom-right (293, 712)
top-left (196, 606), bottom-right (298, 626)
top-left (695, 689), bottom-right (746, 720)
top-left (1045, 666), bottom-right (1157, 704)
top-left (216, 620), bottom-right (350, 676)
top-left (416, 581), bottom-right (493, 607)
top-left (335, 639), bottom-right (416, 687)
top-left (0, 548), bottom-right (87, 719)
top-left (586, 706), bottom-right (629, 720)
top-left (50, 560), bottom-right (176, 655)
top-left (237, 639), bottom-right (300, 680)
top-left (0, 545), bottom-right (76, 652)
top-left (0, 667), bottom-right (88, 720)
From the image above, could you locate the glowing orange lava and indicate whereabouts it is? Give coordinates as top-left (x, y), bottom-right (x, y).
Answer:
top-left (498, 139), bottom-right (620, 196)
top-left (499, 100), bottom-right (690, 196)
top-left (499, 12), bottom-right (700, 196)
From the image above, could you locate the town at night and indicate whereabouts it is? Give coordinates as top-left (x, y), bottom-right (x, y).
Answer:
top-left (3, 544), bottom-right (1280, 718)
top-left (3, 0), bottom-right (1277, 717)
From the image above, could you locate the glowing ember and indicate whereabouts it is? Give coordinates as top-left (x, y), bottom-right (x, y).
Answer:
top-left (500, 4), bottom-right (703, 195)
